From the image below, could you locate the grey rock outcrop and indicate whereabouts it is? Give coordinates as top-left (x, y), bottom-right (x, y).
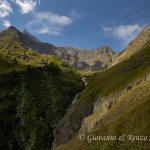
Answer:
top-left (80, 73), bottom-right (150, 133)
top-left (55, 46), bottom-right (115, 71)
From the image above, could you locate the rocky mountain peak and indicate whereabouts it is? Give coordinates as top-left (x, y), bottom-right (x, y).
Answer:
top-left (7, 26), bottom-right (18, 32)
top-left (0, 26), bottom-right (18, 35)
top-left (0, 26), bottom-right (20, 40)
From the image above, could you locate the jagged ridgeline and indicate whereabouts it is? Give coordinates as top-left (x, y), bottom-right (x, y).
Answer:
top-left (0, 27), bottom-right (84, 149)
top-left (0, 26), bottom-right (115, 72)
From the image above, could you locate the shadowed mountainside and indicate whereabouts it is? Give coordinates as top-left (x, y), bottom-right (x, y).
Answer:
top-left (0, 27), bottom-right (85, 150)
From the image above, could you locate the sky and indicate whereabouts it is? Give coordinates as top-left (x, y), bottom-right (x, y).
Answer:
top-left (0, 0), bottom-right (150, 51)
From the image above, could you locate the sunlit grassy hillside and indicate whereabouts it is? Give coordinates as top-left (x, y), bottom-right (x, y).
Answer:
top-left (54, 41), bottom-right (150, 150)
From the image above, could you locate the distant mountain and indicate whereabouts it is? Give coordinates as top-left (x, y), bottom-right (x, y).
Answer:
top-left (0, 26), bottom-right (115, 71)
top-left (55, 46), bottom-right (115, 71)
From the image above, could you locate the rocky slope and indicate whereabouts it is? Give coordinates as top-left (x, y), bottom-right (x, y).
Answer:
top-left (54, 46), bottom-right (115, 71)
top-left (54, 26), bottom-right (150, 150)
top-left (0, 26), bottom-right (115, 71)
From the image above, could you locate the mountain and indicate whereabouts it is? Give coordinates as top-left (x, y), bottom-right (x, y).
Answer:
top-left (0, 26), bottom-right (115, 71)
top-left (55, 46), bottom-right (115, 71)
top-left (53, 26), bottom-right (150, 150)
top-left (0, 27), bottom-right (84, 149)
top-left (0, 26), bottom-right (62, 71)
top-left (0, 25), bottom-right (150, 150)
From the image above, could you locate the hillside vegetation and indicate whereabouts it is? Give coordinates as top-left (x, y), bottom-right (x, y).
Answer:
top-left (54, 40), bottom-right (150, 149)
top-left (0, 28), bottom-right (84, 150)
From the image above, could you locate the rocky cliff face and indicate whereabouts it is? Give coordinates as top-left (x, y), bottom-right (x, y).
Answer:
top-left (55, 46), bottom-right (115, 71)
top-left (0, 26), bottom-right (115, 71)
top-left (80, 73), bottom-right (150, 133)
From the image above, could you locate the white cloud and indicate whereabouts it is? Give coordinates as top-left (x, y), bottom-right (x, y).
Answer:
top-left (69, 9), bottom-right (85, 20)
top-left (2, 19), bottom-right (11, 27)
top-left (12, 0), bottom-right (40, 14)
top-left (0, 0), bottom-right (12, 18)
top-left (27, 11), bottom-right (73, 35)
top-left (102, 24), bottom-right (143, 44)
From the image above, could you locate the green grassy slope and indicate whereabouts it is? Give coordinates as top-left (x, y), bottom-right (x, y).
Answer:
top-left (113, 25), bottom-right (150, 65)
top-left (80, 42), bottom-right (150, 100)
top-left (0, 27), bottom-right (82, 77)
top-left (56, 81), bottom-right (150, 150)
top-left (0, 29), bottom-right (85, 149)
top-left (0, 27), bottom-right (66, 73)
top-left (54, 41), bottom-right (150, 149)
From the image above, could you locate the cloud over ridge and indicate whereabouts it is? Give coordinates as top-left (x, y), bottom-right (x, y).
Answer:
top-left (102, 24), bottom-right (143, 45)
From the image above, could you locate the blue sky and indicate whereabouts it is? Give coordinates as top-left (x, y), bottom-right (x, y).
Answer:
top-left (0, 0), bottom-right (150, 51)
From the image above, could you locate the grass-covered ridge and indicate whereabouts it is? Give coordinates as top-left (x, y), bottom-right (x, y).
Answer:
top-left (0, 28), bottom-right (85, 149)
top-left (80, 42), bottom-right (150, 101)
top-left (53, 41), bottom-right (150, 149)
top-left (0, 26), bottom-right (81, 76)
top-left (0, 27), bottom-right (64, 73)
top-left (56, 81), bottom-right (150, 150)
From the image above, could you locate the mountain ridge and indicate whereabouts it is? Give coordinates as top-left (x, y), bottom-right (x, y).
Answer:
top-left (0, 27), bottom-right (85, 149)
top-left (0, 24), bottom-right (150, 150)
top-left (53, 29), bottom-right (150, 150)
top-left (0, 26), bottom-right (115, 71)
top-left (112, 24), bottom-right (150, 65)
